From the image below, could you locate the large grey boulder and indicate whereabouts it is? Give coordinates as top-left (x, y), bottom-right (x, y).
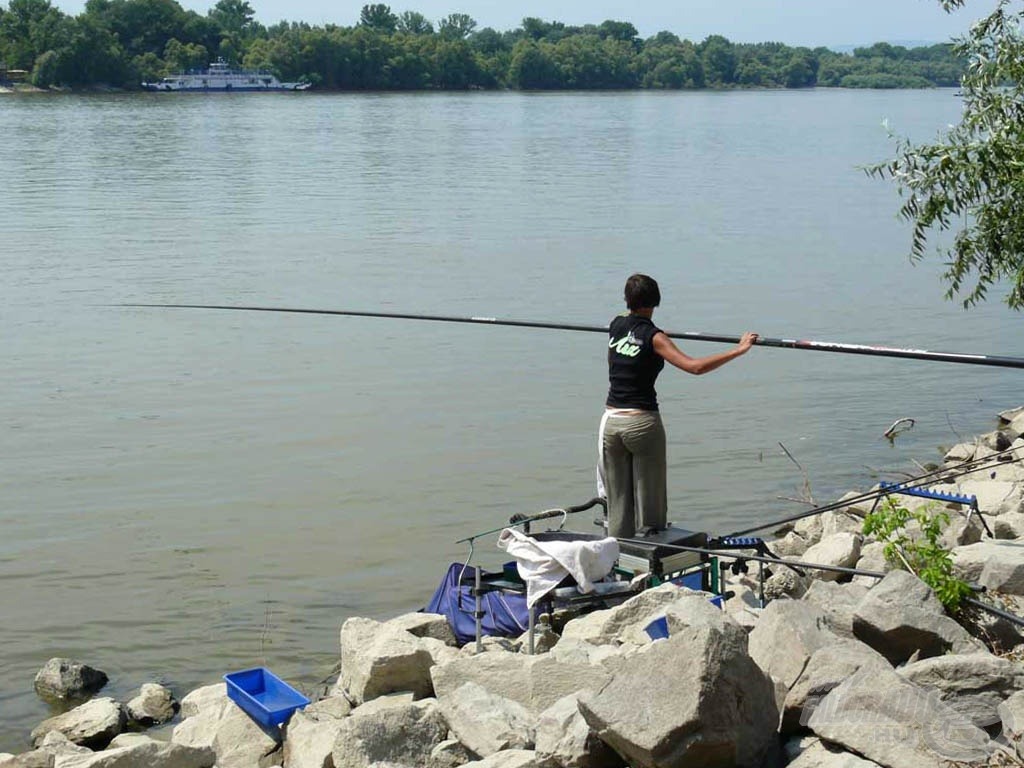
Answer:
top-left (781, 639), bottom-right (891, 734)
top-left (748, 599), bottom-right (836, 690)
top-left (2, 732), bottom-right (91, 768)
top-left (126, 683), bottom-right (178, 726)
top-left (998, 690), bottom-right (1024, 759)
top-left (338, 617), bottom-right (435, 704)
top-left (994, 512), bottom-right (1024, 540)
top-left (807, 666), bottom-right (993, 767)
top-left (178, 684), bottom-right (225, 718)
top-left (171, 685), bottom-right (281, 768)
top-left (437, 682), bottom-right (536, 757)
top-left (763, 568), bottom-right (810, 600)
top-left (801, 581), bottom-right (870, 640)
top-left (47, 738), bottom-right (215, 768)
top-left (534, 693), bottom-right (624, 768)
top-left (281, 697), bottom-right (350, 768)
top-left (33, 659), bottom-right (108, 701)
top-left (944, 442), bottom-right (977, 464)
top-left (954, 540), bottom-right (1024, 594)
top-left (30, 697), bottom-right (126, 750)
top-left (769, 532), bottom-right (811, 558)
top-left (618, 590), bottom-right (741, 646)
top-left (958, 479), bottom-right (1023, 517)
top-left (431, 649), bottom-right (613, 714)
top-left (461, 751), bottom-right (540, 768)
top-left (577, 623), bottom-right (777, 768)
top-left (785, 740), bottom-right (884, 767)
top-left (559, 584), bottom-right (695, 646)
top-left (386, 612), bottom-right (458, 646)
top-left (820, 509), bottom-right (864, 539)
top-left (852, 570), bottom-right (982, 663)
top-left (998, 405), bottom-right (1024, 426)
top-left (330, 698), bottom-right (447, 768)
top-left (800, 533), bottom-right (862, 581)
top-left (897, 652), bottom-right (1024, 728)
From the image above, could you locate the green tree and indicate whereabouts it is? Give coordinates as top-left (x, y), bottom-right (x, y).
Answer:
top-left (872, 0), bottom-right (1024, 308)
top-left (30, 45), bottom-right (57, 84)
top-left (358, 4), bottom-right (397, 34)
top-left (699, 34), bottom-right (736, 85)
top-left (208, 0), bottom-right (254, 36)
top-left (0, 0), bottom-right (65, 69)
top-left (508, 37), bottom-right (558, 87)
top-left (396, 10), bottom-right (432, 35)
top-left (438, 12), bottom-right (475, 40)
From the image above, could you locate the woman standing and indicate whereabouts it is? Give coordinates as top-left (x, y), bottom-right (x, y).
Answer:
top-left (599, 274), bottom-right (758, 538)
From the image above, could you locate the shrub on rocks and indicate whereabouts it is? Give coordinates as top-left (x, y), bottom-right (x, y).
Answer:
top-left (330, 698), bottom-right (447, 768)
top-left (852, 570), bottom-right (983, 663)
top-left (577, 623), bottom-right (778, 768)
top-left (30, 697), bottom-right (126, 750)
top-left (33, 659), bottom-right (108, 701)
top-left (806, 666), bottom-right (993, 767)
top-left (338, 617), bottom-right (436, 704)
top-left (437, 682), bottom-right (536, 756)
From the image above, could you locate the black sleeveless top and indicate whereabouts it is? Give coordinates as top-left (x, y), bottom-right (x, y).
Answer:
top-left (606, 313), bottom-right (665, 411)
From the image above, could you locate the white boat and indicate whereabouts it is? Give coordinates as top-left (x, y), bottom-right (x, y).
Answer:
top-left (142, 59), bottom-right (310, 92)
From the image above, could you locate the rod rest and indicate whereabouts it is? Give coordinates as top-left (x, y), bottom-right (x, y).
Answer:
top-left (878, 482), bottom-right (978, 507)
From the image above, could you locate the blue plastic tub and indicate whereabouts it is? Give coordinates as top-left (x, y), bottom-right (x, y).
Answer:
top-left (224, 667), bottom-right (310, 729)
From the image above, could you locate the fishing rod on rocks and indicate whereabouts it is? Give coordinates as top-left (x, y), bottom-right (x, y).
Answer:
top-left (118, 303), bottom-right (1024, 370)
top-left (727, 445), bottom-right (1024, 538)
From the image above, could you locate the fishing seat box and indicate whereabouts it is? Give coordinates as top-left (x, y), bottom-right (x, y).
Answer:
top-left (616, 525), bottom-right (707, 579)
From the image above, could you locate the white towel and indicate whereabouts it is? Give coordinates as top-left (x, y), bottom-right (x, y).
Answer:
top-left (496, 528), bottom-right (620, 608)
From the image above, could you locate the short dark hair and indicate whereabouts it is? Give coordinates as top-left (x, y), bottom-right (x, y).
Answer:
top-left (624, 274), bottom-right (661, 310)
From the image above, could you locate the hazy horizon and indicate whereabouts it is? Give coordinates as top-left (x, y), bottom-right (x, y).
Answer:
top-left (41, 0), bottom-right (987, 49)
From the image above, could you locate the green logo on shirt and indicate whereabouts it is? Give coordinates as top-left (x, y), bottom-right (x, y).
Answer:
top-left (610, 332), bottom-right (642, 357)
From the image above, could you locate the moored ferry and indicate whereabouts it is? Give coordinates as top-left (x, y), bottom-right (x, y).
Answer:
top-left (142, 59), bottom-right (310, 92)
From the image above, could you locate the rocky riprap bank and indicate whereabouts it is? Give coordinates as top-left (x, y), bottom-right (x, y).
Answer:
top-left (5, 405), bottom-right (1024, 768)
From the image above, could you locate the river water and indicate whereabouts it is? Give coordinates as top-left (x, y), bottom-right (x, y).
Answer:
top-left (1, 88), bottom-right (1021, 749)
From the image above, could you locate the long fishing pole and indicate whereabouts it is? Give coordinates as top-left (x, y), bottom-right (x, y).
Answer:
top-left (118, 303), bottom-right (1024, 370)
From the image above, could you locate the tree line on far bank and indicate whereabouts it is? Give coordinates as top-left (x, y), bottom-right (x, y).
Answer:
top-left (0, 0), bottom-right (965, 90)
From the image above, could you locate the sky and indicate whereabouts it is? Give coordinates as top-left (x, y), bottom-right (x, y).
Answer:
top-left (50, 0), bottom-right (988, 48)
